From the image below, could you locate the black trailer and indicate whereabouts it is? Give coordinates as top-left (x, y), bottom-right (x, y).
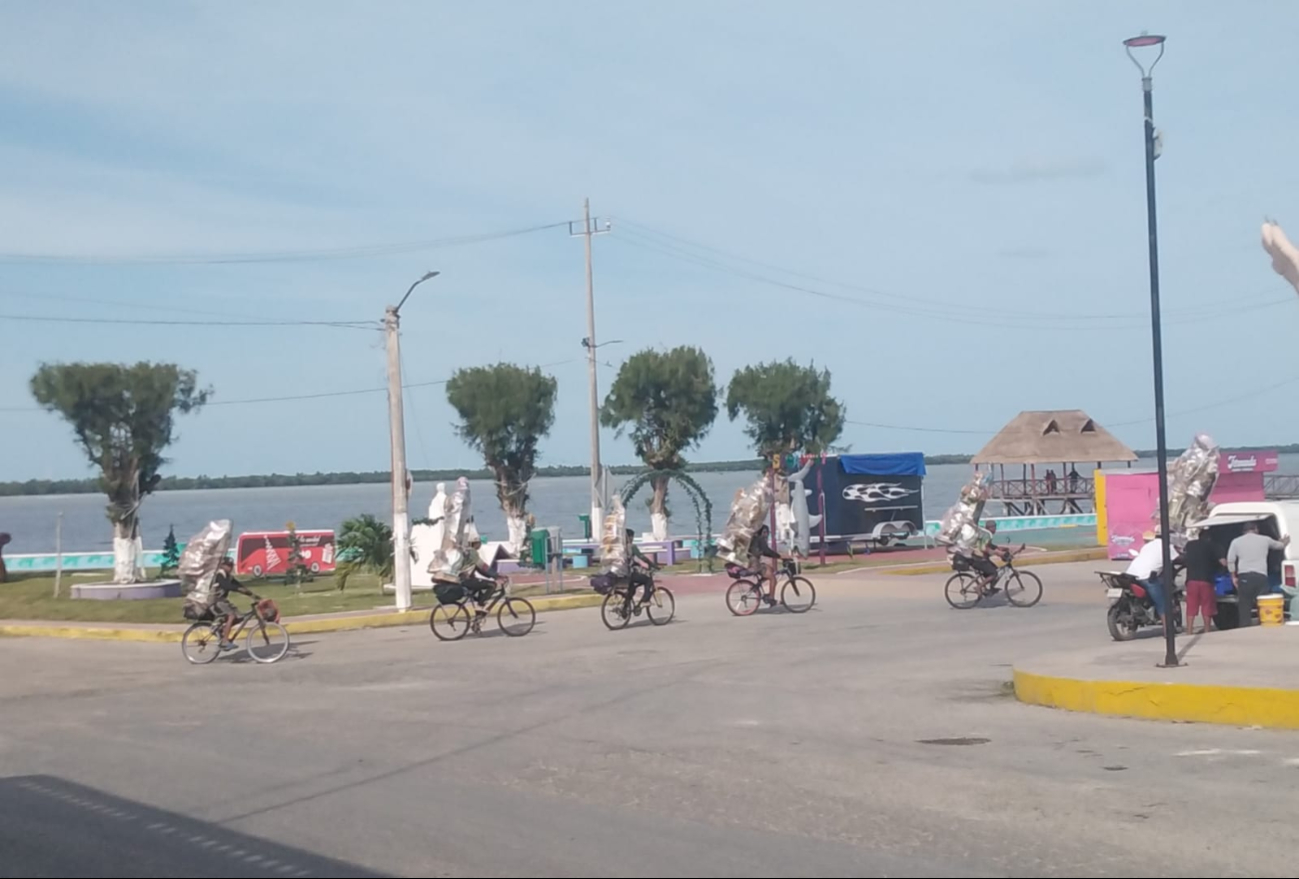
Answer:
top-left (803, 453), bottom-right (927, 552)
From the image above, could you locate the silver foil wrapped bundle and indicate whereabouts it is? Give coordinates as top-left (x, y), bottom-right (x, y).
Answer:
top-left (430, 477), bottom-right (473, 582)
top-left (598, 496), bottom-right (629, 576)
top-left (1166, 433), bottom-right (1220, 537)
top-left (716, 477), bottom-right (774, 564)
top-left (180, 519), bottom-right (233, 605)
top-left (937, 472), bottom-right (990, 552)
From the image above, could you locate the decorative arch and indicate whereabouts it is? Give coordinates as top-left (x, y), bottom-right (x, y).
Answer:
top-left (619, 469), bottom-right (715, 572)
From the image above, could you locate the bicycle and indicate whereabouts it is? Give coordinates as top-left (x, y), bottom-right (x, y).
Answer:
top-left (725, 558), bottom-right (816, 616)
top-left (182, 598), bottom-right (290, 665)
top-left (599, 569), bottom-right (675, 631)
top-left (944, 544), bottom-right (1043, 609)
top-left (429, 577), bottom-right (536, 641)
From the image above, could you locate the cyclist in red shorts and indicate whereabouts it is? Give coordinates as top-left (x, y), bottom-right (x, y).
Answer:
top-left (1181, 528), bottom-right (1226, 634)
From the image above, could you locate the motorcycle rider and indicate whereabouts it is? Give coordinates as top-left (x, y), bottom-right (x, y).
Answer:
top-left (1125, 528), bottom-right (1176, 621)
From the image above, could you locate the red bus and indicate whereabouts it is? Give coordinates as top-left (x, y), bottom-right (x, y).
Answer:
top-left (235, 530), bottom-right (336, 577)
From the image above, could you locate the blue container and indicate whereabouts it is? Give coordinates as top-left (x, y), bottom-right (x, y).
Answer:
top-left (1214, 574), bottom-right (1234, 597)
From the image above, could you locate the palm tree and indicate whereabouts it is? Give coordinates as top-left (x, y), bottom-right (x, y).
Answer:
top-left (334, 514), bottom-right (393, 591)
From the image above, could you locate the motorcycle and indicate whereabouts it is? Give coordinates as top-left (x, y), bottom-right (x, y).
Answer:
top-left (1099, 570), bottom-right (1183, 641)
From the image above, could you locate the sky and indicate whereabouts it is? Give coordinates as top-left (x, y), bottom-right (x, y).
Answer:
top-left (2, 0), bottom-right (1299, 482)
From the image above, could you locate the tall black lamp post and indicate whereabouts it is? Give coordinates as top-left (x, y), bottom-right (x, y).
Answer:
top-left (1124, 33), bottom-right (1178, 667)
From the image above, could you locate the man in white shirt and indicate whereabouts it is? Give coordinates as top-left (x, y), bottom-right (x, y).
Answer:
top-left (1126, 529), bottom-right (1175, 620)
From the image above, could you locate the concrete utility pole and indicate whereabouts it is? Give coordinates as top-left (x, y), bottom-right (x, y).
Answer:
top-left (386, 271), bottom-right (439, 611)
top-left (570, 199), bottom-right (611, 530)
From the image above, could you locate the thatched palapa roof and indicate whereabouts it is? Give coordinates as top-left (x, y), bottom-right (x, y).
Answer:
top-left (972, 410), bottom-right (1136, 466)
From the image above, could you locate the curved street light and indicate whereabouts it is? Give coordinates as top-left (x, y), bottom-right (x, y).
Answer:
top-left (1124, 33), bottom-right (1178, 668)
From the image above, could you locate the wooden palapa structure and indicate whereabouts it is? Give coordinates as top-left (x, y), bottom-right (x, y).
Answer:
top-left (972, 410), bottom-right (1137, 515)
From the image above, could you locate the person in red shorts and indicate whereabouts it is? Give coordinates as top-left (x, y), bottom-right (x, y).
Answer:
top-left (1182, 527), bottom-right (1227, 634)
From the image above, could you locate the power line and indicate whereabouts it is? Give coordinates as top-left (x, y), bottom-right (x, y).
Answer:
top-left (613, 218), bottom-right (1291, 326)
top-left (0, 221), bottom-right (569, 266)
top-left (0, 314), bottom-right (379, 331)
top-left (1, 358), bottom-right (582, 412)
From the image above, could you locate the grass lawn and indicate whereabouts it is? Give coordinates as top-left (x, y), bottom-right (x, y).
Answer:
top-left (0, 571), bottom-right (402, 624)
top-left (0, 570), bottom-right (593, 625)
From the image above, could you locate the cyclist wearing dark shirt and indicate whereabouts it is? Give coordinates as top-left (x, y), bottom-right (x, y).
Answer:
top-left (623, 529), bottom-right (657, 605)
top-left (748, 524), bottom-right (785, 607)
top-left (213, 558), bottom-right (255, 650)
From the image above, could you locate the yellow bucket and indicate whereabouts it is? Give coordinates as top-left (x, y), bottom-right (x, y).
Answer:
top-left (1258, 594), bottom-right (1285, 627)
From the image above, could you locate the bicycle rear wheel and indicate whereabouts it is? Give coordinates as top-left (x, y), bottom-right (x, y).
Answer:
top-left (1005, 570), bottom-right (1043, 608)
top-left (601, 591), bottom-right (632, 630)
top-left (246, 620), bottom-right (291, 663)
top-left (781, 576), bottom-right (816, 613)
top-left (944, 573), bottom-right (982, 609)
top-left (181, 623), bottom-right (221, 665)
top-left (497, 597), bottom-right (536, 637)
top-left (726, 580), bottom-right (762, 616)
top-left (430, 602), bottom-right (472, 641)
top-left (646, 587), bottom-right (675, 625)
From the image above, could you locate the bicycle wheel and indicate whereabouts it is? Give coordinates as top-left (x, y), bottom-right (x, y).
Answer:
top-left (246, 620), bottom-right (291, 663)
top-left (601, 591), bottom-right (632, 630)
top-left (781, 576), bottom-right (816, 613)
top-left (497, 597), bottom-right (536, 637)
top-left (646, 587), bottom-right (675, 626)
top-left (181, 623), bottom-right (221, 665)
top-left (944, 573), bottom-right (983, 609)
top-left (1004, 570), bottom-right (1043, 608)
top-left (726, 580), bottom-right (762, 616)
top-left (430, 602), bottom-right (472, 641)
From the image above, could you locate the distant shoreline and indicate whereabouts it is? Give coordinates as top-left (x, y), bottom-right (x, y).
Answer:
top-left (3, 445), bottom-right (1294, 498)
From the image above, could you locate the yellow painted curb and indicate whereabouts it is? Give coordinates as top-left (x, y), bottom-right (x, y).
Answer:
top-left (883, 547), bottom-right (1107, 576)
top-left (0, 623), bottom-right (184, 643)
top-left (1013, 668), bottom-right (1299, 730)
top-left (0, 593), bottom-right (606, 643)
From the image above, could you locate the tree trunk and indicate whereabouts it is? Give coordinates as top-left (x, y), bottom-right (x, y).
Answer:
top-left (495, 472), bottom-right (531, 558)
top-left (111, 514), bottom-right (143, 584)
top-left (649, 473), bottom-right (670, 541)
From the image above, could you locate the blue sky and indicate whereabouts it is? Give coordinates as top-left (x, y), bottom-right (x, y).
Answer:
top-left (3, 0), bottom-right (1299, 482)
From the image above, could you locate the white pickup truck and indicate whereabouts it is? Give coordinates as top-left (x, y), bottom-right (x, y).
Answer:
top-left (1190, 500), bottom-right (1299, 627)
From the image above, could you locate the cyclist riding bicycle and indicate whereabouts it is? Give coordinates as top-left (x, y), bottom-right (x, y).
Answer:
top-left (623, 528), bottom-right (658, 605)
top-left (214, 558), bottom-right (258, 650)
top-left (954, 522), bottom-right (1003, 592)
top-left (748, 524), bottom-right (788, 607)
top-left (458, 536), bottom-right (503, 611)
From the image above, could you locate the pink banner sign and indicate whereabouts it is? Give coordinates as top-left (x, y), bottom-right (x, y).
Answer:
top-left (1218, 451), bottom-right (1279, 474)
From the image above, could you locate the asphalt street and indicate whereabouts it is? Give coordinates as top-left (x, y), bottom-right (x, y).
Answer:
top-left (2, 562), bottom-right (1295, 878)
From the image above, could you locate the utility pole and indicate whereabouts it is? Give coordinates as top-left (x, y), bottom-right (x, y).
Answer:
top-left (385, 271), bottom-right (439, 612)
top-left (570, 199), bottom-right (611, 530)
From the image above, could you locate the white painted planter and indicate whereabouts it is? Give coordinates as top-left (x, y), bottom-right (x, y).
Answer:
top-left (71, 579), bottom-right (183, 601)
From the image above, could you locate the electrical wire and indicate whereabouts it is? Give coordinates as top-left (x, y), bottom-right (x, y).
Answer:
top-left (0, 221), bottom-right (569, 265)
top-left (0, 313), bottom-right (378, 329)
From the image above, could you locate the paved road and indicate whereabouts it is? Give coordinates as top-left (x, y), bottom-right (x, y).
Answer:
top-left (1, 562), bottom-right (1295, 877)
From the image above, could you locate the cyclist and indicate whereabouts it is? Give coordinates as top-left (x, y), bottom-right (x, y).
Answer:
top-left (458, 536), bottom-right (502, 612)
top-left (956, 522), bottom-right (1003, 593)
top-left (624, 528), bottom-right (658, 605)
top-left (213, 557), bottom-right (257, 650)
top-left (748, 524), bottom-right (786, 607)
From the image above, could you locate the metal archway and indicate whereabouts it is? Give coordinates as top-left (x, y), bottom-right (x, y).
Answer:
top-left (619, 469), bottom-right (715, 571)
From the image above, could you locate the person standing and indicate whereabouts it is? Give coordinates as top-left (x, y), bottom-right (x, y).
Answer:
top-left (1182, 528), bottom-right (1227, 634)
top-left (1226, 522), bottom-right (1289, 627)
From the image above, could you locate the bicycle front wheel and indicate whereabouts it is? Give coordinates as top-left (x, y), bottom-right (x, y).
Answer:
top-left (497, 598), bottom-right (536, 637)
top-left (430, 602), bottom-right (472, 641)
top-left (726, 580), bottom-right (762, 616)
top-left (646, 587), bottom-right (675, 626)
top-left (781, 576), bottom-right (816, 613)
top-left (944, 573), bottom-right (982, 609)
top-left (601, 592), bottom-right (632, 630)
top-left (181, 623), bottom-right (221, 665)
top-left (1005, 570), bottom-right (1043, 608)
top-left (246, 620), bottom-right (291, 663)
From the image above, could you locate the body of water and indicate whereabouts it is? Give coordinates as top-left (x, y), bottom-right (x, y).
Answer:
top-left (7, 454), bottom-right (1290, 555)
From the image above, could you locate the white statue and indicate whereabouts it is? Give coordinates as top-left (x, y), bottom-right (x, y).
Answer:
top-left (411, 481), bottom-right (451, 590)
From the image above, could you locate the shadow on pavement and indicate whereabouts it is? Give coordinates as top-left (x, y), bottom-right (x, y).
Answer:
top-left (0, 775), bottom-right (388, 878)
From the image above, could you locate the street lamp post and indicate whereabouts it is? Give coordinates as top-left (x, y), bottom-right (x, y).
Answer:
top-left (385, 270), bottom-right (439, 612)
top-left (1124, 33), bottom-right (1178, 668)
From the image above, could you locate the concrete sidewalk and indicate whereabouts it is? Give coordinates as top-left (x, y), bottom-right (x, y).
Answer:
top-left (1014, 624), bottom-right (1299, 729)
